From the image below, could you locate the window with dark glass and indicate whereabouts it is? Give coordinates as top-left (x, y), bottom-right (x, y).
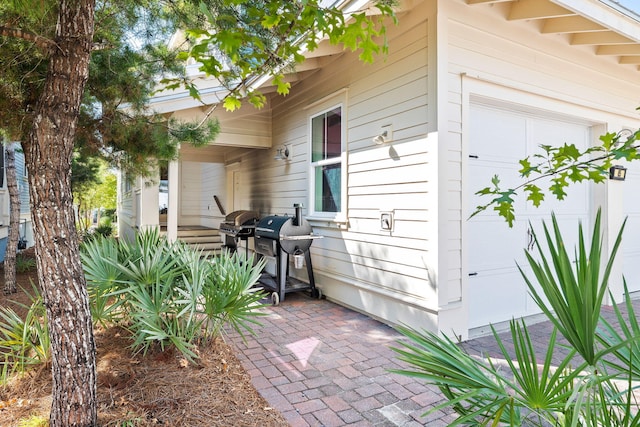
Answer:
top-left (311, 107), bottom-right (342, 214)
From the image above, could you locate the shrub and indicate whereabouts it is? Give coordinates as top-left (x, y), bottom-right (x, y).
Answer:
top-left (393, 209), bottom-right (640, 426)
top-left (81, 229), bottom-right (267, 361)
top-left (94, 222), bottom-right (114, 238)
top-left (15, 253), bottom-right (37, 273)
top-left (0, 284), bottom-right (49, 384)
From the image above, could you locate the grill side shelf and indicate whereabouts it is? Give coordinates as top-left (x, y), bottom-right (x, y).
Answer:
top-left (279, 234), bottom-right (324, 241)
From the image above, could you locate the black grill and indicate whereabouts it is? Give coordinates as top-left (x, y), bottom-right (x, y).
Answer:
top-left (254, 204), bottom-right (321, 304)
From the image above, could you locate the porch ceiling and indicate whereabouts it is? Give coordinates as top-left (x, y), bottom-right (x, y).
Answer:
top-left (466, 0), bottom-right (640, 72)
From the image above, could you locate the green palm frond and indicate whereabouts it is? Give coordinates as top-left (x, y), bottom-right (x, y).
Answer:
top-left (519, 209), bottom-right (624, 366)
top-left (391, 326), bottom-right (520, 425)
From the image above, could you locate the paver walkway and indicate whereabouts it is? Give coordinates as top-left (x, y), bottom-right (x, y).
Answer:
top-left (226, 292), bottom-right (640, 426)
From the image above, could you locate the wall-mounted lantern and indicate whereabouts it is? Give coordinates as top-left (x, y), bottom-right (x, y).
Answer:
top-left (372, 124), bottom-right (393, 145)
top-left (274, 145), bottom-right (291, 161)
top-left (609, 165), bottom-right (627, 181)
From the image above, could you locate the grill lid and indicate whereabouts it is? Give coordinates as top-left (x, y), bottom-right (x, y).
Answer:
top-left (255, 214), bottom-right (318, 254)
top-left (225, 210), bottom-right (259, 226)
top-left (255, 216), bottom-right (292, 240)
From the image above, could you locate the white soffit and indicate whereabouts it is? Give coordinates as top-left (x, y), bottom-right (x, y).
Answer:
top-left (466, 0), bottom-right (640, 71)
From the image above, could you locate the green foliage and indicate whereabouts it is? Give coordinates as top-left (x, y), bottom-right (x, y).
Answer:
top-left (473, 128), bottom-right (640, 226)
top-left (81, 235), bottom-right (124, 326)
top-left (175, 0), bottom-right (397, 110)
top-left (80, 229), bottom-right (267, 361)
top-left (520, 209), bottom-right (623, 365)
top-left (15, 253), bottom-right (36, 273)
top-left (1, 0), bottom-right (223, 179)
top-left (0, 284), bottom-right (49, 384)
top-left (95, 222), bottom-right (114, 238)
top-left (393, 210), bottom-right (640, 426)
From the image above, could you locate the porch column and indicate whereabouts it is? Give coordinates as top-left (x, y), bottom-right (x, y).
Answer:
top-left (167, 158), bottom-right (179, 243)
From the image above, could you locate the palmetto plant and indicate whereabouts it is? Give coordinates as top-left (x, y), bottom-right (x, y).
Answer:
top-left (0, 283), bottom-right (49, 383)
top-left (393, 210), bottom-right (640, 426)
top-left (81, 229), bottom-right (267, 361)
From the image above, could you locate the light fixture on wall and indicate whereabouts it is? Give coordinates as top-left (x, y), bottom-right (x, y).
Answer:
top-left (274, 145), bottom-right (290, 161)
top-left (372, 124), bottom-right (393, 145)
top-left (609, 165), bottom-right (627, 181)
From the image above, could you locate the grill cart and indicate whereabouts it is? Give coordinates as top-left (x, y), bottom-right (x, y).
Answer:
top-left (254, 204), bottom-right (322, 305)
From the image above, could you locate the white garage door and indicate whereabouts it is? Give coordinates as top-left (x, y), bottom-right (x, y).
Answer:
top-left (623, 162), bottom-right (640, 294)
top-left (468, 103), bottom-right (592, 330)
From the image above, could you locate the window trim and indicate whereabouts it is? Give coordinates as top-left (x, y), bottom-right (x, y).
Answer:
top-left (307, 101), bottom-right (347, 222)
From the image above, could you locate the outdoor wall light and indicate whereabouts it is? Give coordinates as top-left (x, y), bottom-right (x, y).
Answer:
top-left (609, 165), bottom-right (627, 181)
top-left (373, 124), bottom-right (393, 145)
top-left (274, 145), bottom-right (290, 161)
top-left (373, 131), bottom-right (389, 145)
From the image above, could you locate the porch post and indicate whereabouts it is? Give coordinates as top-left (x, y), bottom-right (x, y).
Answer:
top-left (167, 158), bottom-right (179, 243)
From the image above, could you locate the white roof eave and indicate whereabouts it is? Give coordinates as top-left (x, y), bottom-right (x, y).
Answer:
top-left (554, 0), bottom-right (640, 42)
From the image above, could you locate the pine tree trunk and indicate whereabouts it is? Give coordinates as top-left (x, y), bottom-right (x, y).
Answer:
top-left (22, 1), bottom-right (97, 425)
top-left (4, 142), bottom-right (20, 295)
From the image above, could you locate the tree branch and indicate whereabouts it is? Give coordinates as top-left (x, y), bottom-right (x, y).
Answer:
top-left (0, 24), bottom-right (57, 55)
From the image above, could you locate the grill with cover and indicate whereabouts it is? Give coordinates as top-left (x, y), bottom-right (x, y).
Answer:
top-left (254, 204), bottom-right (321, 305)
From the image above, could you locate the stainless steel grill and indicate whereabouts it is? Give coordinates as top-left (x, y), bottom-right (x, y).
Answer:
top-left (218, 210), bottom-right (259, 255)
top-left (254, 204), bottom-right (322, 305)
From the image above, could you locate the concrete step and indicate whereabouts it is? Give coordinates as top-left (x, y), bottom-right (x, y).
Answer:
top-left (177, 228), bottom-right (220, 238)
top-left (180, 235), bottom-right (223, 244)
top-left (160, 226), bottom-right (224, 257)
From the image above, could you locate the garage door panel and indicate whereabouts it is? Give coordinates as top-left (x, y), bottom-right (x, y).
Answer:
top-left (621, 214), bottom-right (640, 253)
top-left (468, 103), bottom-right (592, 330)
top-left (468, 219), bottom-right (529, 271)
top-left (623, 166), bottom-right (640, 293)
top-left (470, 107), bottom-right (527, 161)
top-left (623, 253), bottom-right (640, 292)
top-left (530, 120), bottom-right (589, 152)
top-left (468, 270), bottom-right (530, 329)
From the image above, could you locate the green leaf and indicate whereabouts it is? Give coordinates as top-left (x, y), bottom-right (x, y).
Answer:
top-left (494, 201), bottom-right (515, 227)
top-left (223, 96), bottom-right (242, 112)
top-left (272, 74), bottom-right (291, 96)
top-left (261, 14), bottom-right (280, 28)
top-left (475, 187), bottom-right (493, 196)
top-left (568, 167), bottom-right (586, 183)
top-left (519, 158), bottom-right (536, 177)
top-left (524, 184), bottom-right (544, 207)
top-left (558, 143), bottom-right (581, 160)
top-left (248, 91), bottom-right (266, 109)
top-left (599, 132), bottom-right (616, 151)
top-left (550, 175), bottom-right (568, 200)
top-left (187, 83), bottom-right (202, 103)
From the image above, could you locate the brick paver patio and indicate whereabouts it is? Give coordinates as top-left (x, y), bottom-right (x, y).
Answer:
top-left (226, 292), bottom-right (640, 426)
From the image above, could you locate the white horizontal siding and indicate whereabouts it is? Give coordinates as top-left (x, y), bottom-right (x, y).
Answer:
top-left (232, 8), bottom-right (433, 318)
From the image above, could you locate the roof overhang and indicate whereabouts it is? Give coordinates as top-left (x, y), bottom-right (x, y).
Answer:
top-left (147, 0), bottom-right (410, 114)
top-left (466, 0), bottom-right (640, 71)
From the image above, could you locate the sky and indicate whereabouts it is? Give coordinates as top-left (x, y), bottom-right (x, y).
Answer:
top-left (602, 0), bottom-right (640, 21)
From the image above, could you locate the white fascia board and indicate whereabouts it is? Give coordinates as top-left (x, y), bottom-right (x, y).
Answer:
top-left (553, 0), bottom-right (640, 41)
top-left (146, 85), bottom-right (229, 115)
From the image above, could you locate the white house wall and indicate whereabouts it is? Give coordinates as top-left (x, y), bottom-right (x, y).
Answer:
top-left (230, 0), bottom-right (640, 337)
top-left (179, 161), bottom-right (227, 228)
top-left (229, 1), bottom-right (437, 331)
top-left (444, 0), bottom-right (640, 336)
